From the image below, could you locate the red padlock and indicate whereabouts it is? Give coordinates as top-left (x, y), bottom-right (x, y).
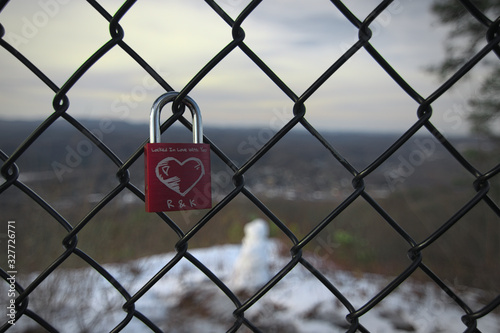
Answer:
top-left (145, 92), bottom-right (211, 212)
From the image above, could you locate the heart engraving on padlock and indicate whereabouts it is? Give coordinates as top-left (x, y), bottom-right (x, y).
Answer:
top-left (155, 157), bottom-right (205, 197)
top-left (145, 91), bottom-right (212, 212)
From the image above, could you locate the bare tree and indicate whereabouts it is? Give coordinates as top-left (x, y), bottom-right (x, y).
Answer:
top-left (430, 0), bottom-right (500, 138)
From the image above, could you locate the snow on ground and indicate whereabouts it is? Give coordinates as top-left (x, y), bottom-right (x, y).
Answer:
top-left (4, 220), bottom-right (499, 332)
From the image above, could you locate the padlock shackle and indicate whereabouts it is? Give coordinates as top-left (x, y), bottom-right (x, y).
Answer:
top-left (150, 91), bottom-right (203, 144)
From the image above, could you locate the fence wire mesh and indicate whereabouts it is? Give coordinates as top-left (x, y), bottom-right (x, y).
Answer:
top-left (0, 0), bottom-right (499, 332)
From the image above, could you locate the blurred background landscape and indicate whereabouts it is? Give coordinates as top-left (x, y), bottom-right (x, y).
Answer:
top-left (1, 119), bottom-right (498, 295)
top-left (0, 0), bottom-right (499, 330)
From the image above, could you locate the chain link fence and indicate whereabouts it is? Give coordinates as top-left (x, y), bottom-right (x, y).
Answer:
top-left (1, 0), bottom-right (499, 332)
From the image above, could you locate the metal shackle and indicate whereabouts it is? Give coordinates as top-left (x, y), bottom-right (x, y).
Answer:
top-left (150, 91), bottom-right (203, 144)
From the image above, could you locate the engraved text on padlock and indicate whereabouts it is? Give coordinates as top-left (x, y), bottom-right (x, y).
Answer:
top-left (145, 92), bottom-right (212, 212)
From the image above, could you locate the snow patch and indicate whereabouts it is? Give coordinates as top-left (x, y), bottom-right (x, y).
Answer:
top-left (3, 219), bottom-right (499, 332)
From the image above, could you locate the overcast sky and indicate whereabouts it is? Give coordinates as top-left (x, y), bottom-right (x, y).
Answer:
top-left (0, 0), bottom-right (493, 135)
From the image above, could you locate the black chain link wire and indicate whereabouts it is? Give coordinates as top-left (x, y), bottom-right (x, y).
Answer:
top-left (0, 0), bottom-right (499, 332)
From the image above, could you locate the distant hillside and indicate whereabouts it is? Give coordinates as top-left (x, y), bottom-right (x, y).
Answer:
top-left (2, 119), bottom-right (498, 293)
top-left (0, 118), bottom-right (483, 196)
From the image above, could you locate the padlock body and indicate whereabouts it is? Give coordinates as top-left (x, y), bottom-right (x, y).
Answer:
top-left (145, 143), bottom-right (211, 212)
